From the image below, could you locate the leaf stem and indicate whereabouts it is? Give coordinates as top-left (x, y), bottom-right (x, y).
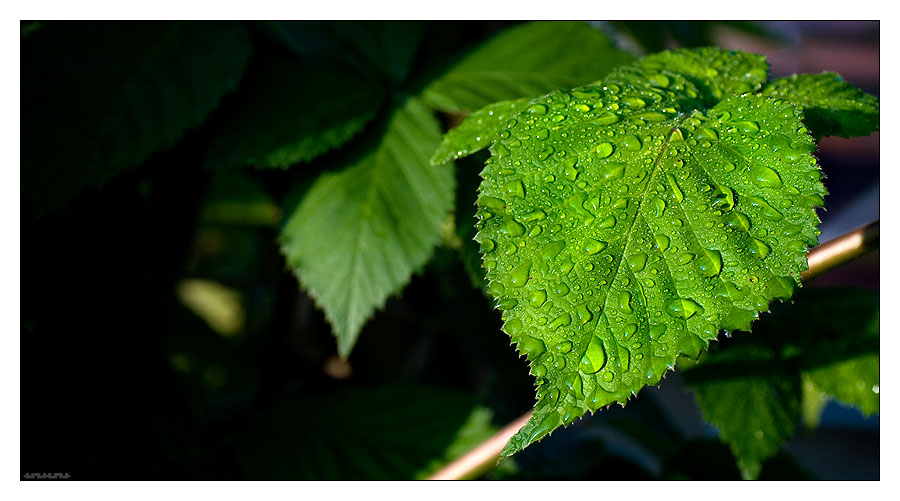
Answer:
top-left (426, 220), bottom-right (879, 480)
top-left (802, 220), bottom-right (879, 282)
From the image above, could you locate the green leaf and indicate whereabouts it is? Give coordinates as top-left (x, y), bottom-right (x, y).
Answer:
top-left (465, 48), bottom-right (830, 457)
top-left (683, 287), bottom-right (879, 479)
top-left (21, 21), bottom-right (251, 214)
top-left (805, 355), bottom-right (879, 416)
top-left (236, 385), bottom-right (496, 480)
top-left (206, 52), bottom-right (385, 170)
top-left (689, 342), bottom-right (801, 480)
top-left (760, 73), bottom-right (879, 139)
top-left (422, 21), bottom-right (635, 113)
top-left (280, 97), bottom-right (455, 357)
top-left (615, 47), bottom-right (769, 102)
top-left (432, 97), bottom-right (532, 165)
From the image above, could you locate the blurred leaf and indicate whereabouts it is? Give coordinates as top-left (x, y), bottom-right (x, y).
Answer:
top-left (805, 355), bottom-right (879, 416)
top-left (206, 52), bottom-right (385, 170)
top-left (684, 287), bottom-right (879, 479)
top-left (612, 21), bottom-right (783, 53)
top-left (761, 72), bottom-right (880, 139)
top-left (422, 21), bottom-right (635, 113)
top-left (690, 342), bottom-right (801, 480)
top-left (21, 21), bottom-right (251, 214)
top-left (264, 21), bottom-right (426, 85)
top-left (280, 97), bottom-right (455, 357)
top-left (236, 385), bottom-right (496, 480)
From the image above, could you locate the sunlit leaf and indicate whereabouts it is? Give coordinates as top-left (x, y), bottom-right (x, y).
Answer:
top-left (460, 48), bottom-right (843, 457)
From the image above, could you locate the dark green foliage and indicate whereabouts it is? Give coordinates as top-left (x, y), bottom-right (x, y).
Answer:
top-left (21, 21), bottom-right (251, 214)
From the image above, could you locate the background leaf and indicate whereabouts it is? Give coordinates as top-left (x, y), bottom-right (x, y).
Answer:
top-left (467, 49), bottom-right (828, 457)
top-left (683, 287), bottom-right (879, 479)
top-left (760, 72), bottom-right (880, 139)
top-left (280, 97), bottom-right (455, 357)
top-left (21, 21), bottom-right (251, 214)
top-left (421, 21), bottom-right (635, 113)
top-left (236, 385), bottom-right (496, 479)
top-left (206, 52), bottom-right (385, 170)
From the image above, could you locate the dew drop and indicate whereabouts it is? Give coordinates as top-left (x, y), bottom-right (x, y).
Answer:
top-left (627, 252), bottom-right (648, 272)
top-left (745, 196), bottom-right (783, 221)
top-left (503, 218), bottom-right (526, 236)
top-left (749, 238), bottom-right (770, 259)
top-left (594, 142), bottom-right (615, 158)
top-left (510, 260), bottom-right (532, 287)
top-left (580, 336), bottom-right (607, 374)
top-left (667, 174), bottom-right (684, 202)
top-left (677, 252), bottom-right (695, 265)
top-left (584, 238), bottom-right (608, 255)
top-left (555, 341), bottom-right (573, 353)
top-left (667, 298), bottom-right (703, 319)
top-left (598, 162), bottom-right (626, 181)
top-left (750, 165), bottom-right (783, 188)
top-left (528, 289), bottom-right (547, 308)
top-left (575, 304), bottom-right (593, 325)
top-left (598, 215), bottom-right (617, 230)
top-left (503, 180), bottom-right (525, 198)
top-left (654, 234), bottom-right (670, 252)
top-left (697, 249), bottom-right (723, 277)
top-left (618, 291), bottom-right (633, 314)
top-left (549, 313), bottom-right (572, 330)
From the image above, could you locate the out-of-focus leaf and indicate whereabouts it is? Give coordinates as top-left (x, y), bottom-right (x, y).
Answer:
top-left (206, 52), bottom-right (385, 170)
top-left (761, 72), bottom-right (880, 139)
top-left (684, 287), bottom-right (879, 479)
top-left (422, 21), bottom-right (635, 113)
top-left (236, 385), bottom-right (496, 480)
top-left (21, 21), bottom-right (251, 214)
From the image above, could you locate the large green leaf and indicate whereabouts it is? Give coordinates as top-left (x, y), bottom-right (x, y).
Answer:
top-left (206, 52), bottom-right (385, 170)
top-left (280, 97), bottom-right (455, 357)
top-left (236, 385), bottom-right (496, 479)
top-left (683, 287), bottom-right (879, 479)
top-left (760, 73), bottom-right (879, 139)
top-left (421, 21), bottom-right (635, 113)
top-left (21, 21), bottom-right (251, 214)
top-left (461, 48), bottom-right (840, 457)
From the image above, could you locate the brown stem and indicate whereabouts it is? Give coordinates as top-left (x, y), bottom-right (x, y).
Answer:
top-left (426, 220), bottom-right (880, 480)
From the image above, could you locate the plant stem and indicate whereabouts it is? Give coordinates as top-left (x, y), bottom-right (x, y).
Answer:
top-left (426, 220), bottom-right (880, 480)
top-left (802, 220), bottom-right (879, 281)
